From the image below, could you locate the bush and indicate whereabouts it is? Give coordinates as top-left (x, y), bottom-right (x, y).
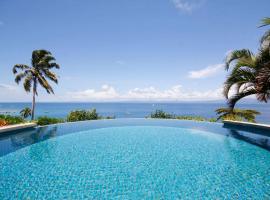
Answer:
top-left (0, 114), bottom-right (25, 125)
top-left (37, 116), bottom-right (64, 126)
top-left (67, 109), bottom-right (99, 122)
top-left (149, 110), bottom-right (216, 122)
top-left (150, 110), bottom-right (174, 119)
top-left (216, 108), bottom-right (260, 123)
top-left (176, 115), bottom-right (206, 121)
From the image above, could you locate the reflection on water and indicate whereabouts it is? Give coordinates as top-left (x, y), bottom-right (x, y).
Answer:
top-left (0, 119), bottom-right (269, 157)
top-left (0, 126), bottom-right (58, 157)
top-left (223, 125), bottom-right (270, 151)
top-left (10, 126), bottom-right (57, 148)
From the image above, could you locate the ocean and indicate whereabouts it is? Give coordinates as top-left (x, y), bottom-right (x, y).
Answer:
top-left (0, 102), bottom-right (269, 123)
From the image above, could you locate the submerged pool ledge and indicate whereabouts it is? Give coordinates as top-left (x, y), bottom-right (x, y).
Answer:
top-left (223, 120), bottom-right (270, 131)
top-left (0, 123), bottom-right (37, 134)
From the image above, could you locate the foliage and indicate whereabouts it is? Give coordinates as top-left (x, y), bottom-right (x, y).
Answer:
top-left (149, 110), bottom-right (215, 122)
top-left (259, 17), bottom-right (270, 27)
top-left (0, 114), bottom-right (25, 125)
top-left (150, 110), bottom-right (175, 119)
top-left (13, 49), bottom-right (60, 120)
top-left (216, 108), bottom-right (260, 123)
top-left (223, 17), bottom-right (270, 109)
top-left (37, 116), bottom-right (64, 126)
top-left (20, 107), bottom-right (32, 119)
top-left (67, 109), bottom-right (100, 122)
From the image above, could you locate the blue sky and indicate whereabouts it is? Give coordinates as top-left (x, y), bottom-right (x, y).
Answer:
top-left (0, 0), bottom-right (269, 102)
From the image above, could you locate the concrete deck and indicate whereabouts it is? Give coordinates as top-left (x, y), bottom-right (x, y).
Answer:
top-left (223, 120), bottom-right (270, 131)
top-left (0, 123), bottom-right (37, 134)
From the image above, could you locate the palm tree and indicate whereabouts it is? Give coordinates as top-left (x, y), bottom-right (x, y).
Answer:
top-left (20, 107), bottom-right (32, 119)
top-left (216, 108), bottom-right (260, 123)
top-left (13, 50), bottom-right (60, 120)
top-left (224, 48), bottom-right (270, 108)
top-left (224, 17), bottom-right (270, 109)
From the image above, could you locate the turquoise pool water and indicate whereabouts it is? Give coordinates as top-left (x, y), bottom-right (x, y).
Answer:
top-left (0, 119), bottom-right (270, 199)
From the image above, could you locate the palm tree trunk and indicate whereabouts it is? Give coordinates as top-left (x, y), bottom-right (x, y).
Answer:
top-left (31, 80), bottom-right (37, 120)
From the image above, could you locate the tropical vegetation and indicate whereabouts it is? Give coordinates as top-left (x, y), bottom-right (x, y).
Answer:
top-left (20, 107), bottom-right (32, 119)
top-left (223, 17), bottom-right (270, 110)
top-left (150, 110), bottom-right (174, 119)
top-left (215, 108), bottom-right (260, 123)
top-left (0, 115), bottom-right (25, 126)
top-left (13, 49), bottom-right (60, 120)
top-left (149, 110), bottom-right (216, 122)
top-left (37, 116), bottom-right (64, 126)
top-left (67, 109), bottom-right (100, 122)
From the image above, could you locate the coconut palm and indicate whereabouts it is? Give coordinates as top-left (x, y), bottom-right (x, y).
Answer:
top-left (20, 107), bottom-right (32, 119)
top-left (13, 50), bottom-right (60, 120)
top-left (216, 108), bottom-right (260, 123)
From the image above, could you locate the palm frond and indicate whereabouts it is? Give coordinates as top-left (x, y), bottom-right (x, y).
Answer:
top-left (36, 73), bottom-right (54, 94)
top-left (12, 64), bottom-right (30, 74)
top-left (14, 72), bottom-right (27, 84)
top-left (216, 107), bottom-right (260, 122)
top-left (259, 17), bottom-right (270, 28)
top-left (23, 75), bottom-right (33, 92)
top-left (225, 49), bottom-right (253, 70)
top-left (260, 30), bottom-right (270, 45)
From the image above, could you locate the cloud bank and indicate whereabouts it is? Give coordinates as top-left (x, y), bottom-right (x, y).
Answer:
top-left (1, 83), bottom-right (223, 102)
top-left (68, 84), bottom-right (223, 101)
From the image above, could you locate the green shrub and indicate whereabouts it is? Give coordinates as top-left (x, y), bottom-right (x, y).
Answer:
top-left (150, 110), bottom-right (174, 119)
top-left (37, 116), bottom-right (64, 126)
top-left (216, 108), bottom-right (260, 123)
top-left (67, 109), bottom-right (99, 122)
top-left (149, 110), bottom-right (216, 122)
top-left (0, 114), bottom-right (25, 125)
top-left (176, 115), bottom-right (206, 121)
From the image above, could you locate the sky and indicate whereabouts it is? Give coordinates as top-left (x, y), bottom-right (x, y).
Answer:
top-left (0, 0), bottom-right (269, 102)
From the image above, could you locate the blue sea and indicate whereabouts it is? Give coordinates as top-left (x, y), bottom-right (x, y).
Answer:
top-left (0, 102), bottom-right (269, 123)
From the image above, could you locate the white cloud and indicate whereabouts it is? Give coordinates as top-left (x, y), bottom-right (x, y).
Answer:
top-left (171, 0), bottom-right (203, 12)
top-left (0, 83), bottom-right (223, 102)
top-left (188, 63), bottom-right (225, 79)
top-left (68, 85), bottom-right (119, 100)
top-left (67, 84), bottom-right (223, 101)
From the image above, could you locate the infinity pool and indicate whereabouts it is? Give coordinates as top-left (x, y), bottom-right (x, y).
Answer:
top-left (0, 119), bottom-right (270, 199)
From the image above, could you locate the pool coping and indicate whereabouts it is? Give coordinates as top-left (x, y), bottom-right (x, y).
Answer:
top-left (223, 120), bottom-right (270, 131)
top-left (0, 123), bottom-right (37, 134)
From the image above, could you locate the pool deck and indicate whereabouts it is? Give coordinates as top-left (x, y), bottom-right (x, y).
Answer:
top-left (223, 120), bottom-right (270, 131)
top-left (0, 123), bottom-right (37, 134)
